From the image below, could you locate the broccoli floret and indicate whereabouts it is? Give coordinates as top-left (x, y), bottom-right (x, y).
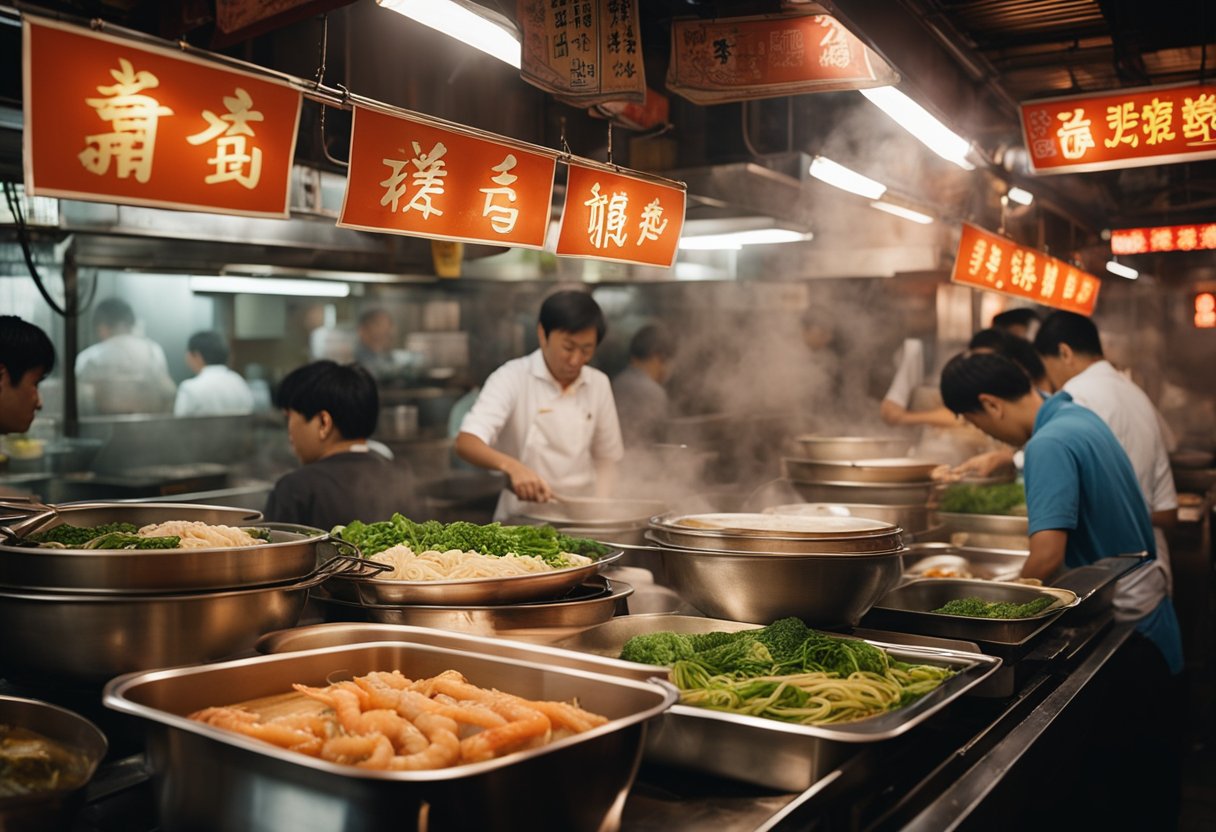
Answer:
top-left (619, 632), bottom-right (696, 666)
top-left (753, 617), bottom-right (813, 664)
top-left (693, 638), bottom-right (774, 676)
top-left (687, 630), bottom-right (749, 652)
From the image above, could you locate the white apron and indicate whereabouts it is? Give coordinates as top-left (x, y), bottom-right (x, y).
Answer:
top-left (493, 393), bottom-right (597, 521)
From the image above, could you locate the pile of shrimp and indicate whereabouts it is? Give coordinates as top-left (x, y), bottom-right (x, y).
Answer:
top-left (188, 669), bottom-right (608, 771)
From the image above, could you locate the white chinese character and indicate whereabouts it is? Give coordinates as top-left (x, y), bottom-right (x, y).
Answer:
top-left (605, 191), bottom-right (629, 247)
top-left (379, 141), bottom-right (448, 219)
top-left (186, 88), bottom-right (265, 189)
top-left (379, 159), bottom-right (410, 212)
top-left (479, 153), bottom-right (519, 235)
top-left (1056, 108), bottom-right (1095, 160)
top-left (816, 17), bottom-right (852, 69)
top-left (967, 239), bottom-right (988, 277)
top-left (636, 198), bottom-right (668, 244)
top-left (79, 58), bottom-right (174, 184)
top-left (585, 183), bottom-right (609, 248)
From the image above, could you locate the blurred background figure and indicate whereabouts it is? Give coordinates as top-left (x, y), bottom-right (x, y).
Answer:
top-left (76, 298), bottom-right (175, 415)
top-left (991, 307), bottom-right (1041, 340)
top-left (355, 307), bottom-right (400, 382)
top-left (174, 331), bottom-right (254, 417)
top-left (613, 323), bottom-right (675, 447)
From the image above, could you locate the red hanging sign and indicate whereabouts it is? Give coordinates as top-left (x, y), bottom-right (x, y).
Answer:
top-left (1021, 83), bottom-right (1216, 175)
top-left (22, 17), bottom-right (301, 218)
top-left (950, 223), bottom-right (1101, 316)
top-left (555, 163), bottom-right (685, 268)
top-left (1111, 222), bottom-right (1216, 254)
top-left (338, 106), bottom-right (557, 249)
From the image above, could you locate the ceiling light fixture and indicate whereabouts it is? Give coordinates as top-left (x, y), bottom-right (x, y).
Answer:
top-left (377, 0), bottom-right (521, 68)
top-left (1006, 186), bottom-right (1034, 206)
top-left (1105, 260), bottom-right (1139, 280)
top-left (189, 276), bottom-right (352, 297)
top-left (859, 86), bottom-right (976, 170)
top-left (678, 228), bottom-right (812, 251)
top-left (869, 200), bottom-right (934, 225)
top-left (809, 156), bottom-right (888, 200)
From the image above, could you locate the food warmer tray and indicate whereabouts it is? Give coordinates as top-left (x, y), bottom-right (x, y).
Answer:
top-left (103, 642), bottom-right (676, 832)
top-left (901, 543), bottom-right (1028, 582)
top-left (861, 578), bottom-right (1078, 649)
top-left (933, 511), bottom-right (1029, 536)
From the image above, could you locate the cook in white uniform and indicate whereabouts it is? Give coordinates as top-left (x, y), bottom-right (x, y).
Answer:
top-left (455, 291), bottom-right (624, 520)
top-left (174, 331), bottom-right (255, 417)
top-left (75, 298), bottom-right (175, 415)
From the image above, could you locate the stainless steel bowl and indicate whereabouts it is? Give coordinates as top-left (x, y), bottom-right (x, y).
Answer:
top-left (103, 642), bottom-right (676, 832)
top-left (784, 457), bottom-right (941, 484)
top-left (0, 696), bottom-right (107, 832)
top-left (790, 479), bottom-right (937, 506)
top-left (933, 511), bottom-right (1029, 537)
top-left (766, 502), bottom-right (934, 535)
top-left (793, 435), bottom-right (913, 461)
top-left (648, 511), bottom-right (904, 554)
top-left (0, 503), bottom-right (332, 593)
top-left (520, 497), bottom-right (667, 526)
top-left (652, 542), bottom-right (903, 626)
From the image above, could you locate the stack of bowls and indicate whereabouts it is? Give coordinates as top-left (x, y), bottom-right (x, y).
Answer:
top-left (784, 435), bottom-right (940, 508)
top-left (644, 511), bottom-right (906, 627)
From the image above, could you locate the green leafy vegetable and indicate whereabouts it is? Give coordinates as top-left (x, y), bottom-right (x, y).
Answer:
top-left (332, 514), bottom-right (611, 567)
top-left (932, 595), bottom-right (1056, 619)
top-left (82, 533), bottom-right (180, 550)
top-left (619, 632), bottom-right (695, 665)
top-left (29, 523), bottom-right (138, 547)
top-left (241, 527), bottom-right (273, 543)
top-left (939, 482), bottom-right (1027, 515)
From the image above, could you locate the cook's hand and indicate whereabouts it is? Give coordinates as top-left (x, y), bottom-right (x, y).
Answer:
top-left (949, 449), bottom-right (1016, 480)
top-left (503, 460), bottom-right (553, 503)
top-left (931, 464), bottom-right (963, 483)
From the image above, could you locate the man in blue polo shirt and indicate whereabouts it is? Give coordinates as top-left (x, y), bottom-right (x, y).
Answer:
top-left (940, 350), bottom-right (1182, 828)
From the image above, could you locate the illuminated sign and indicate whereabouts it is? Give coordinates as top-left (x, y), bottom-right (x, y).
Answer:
top-left (1196, 293), bottom-right (1216, 329)
top-left (1111, 223), bottom-right (1216, 254)
top-left (950, 222), bottom-right (1101, 316)
top-left (1021, 82), bottom-right (1216, 175)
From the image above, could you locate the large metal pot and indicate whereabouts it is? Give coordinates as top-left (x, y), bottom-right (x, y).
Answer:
top-left (783, 457), bottom-right (940, 484)
top-left (0, 557), bottom-right (378, 683)
top-left (648, 511), bottom-right (904, 554)
top-left (793, 435), bottom-right (913, 461)
top-left (0, 696), bottom-right (107, 832)
top-left (766, 502), bottom-right (934, 535)
top-left (790, 480), bottom-right (937, 506)
top-left (0, 503), bottom-right (334, 593)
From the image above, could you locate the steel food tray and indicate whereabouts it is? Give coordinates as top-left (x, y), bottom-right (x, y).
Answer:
top-left (790, 479), bottom-right (938, 507)
top-left (103, 642), bottom-right (676, 832)
top-left (324, 549), bottom-right (623, 606)
top-left (862, 578), bottom-right (1078, 647)
top-left (554, 614), bottom-right (1001, 791)
top-left (934, 511), bottom-right (1029, 536)
top-left (783, 457), bottom-right (941, 484)
top-left (314, 576), bottom-right (633, 641)
top-left (902, 543), bottom-right (1028, 582)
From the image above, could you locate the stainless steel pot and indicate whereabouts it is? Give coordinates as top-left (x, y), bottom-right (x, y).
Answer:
top-left (0, 557), bottom-right (380, 683)
top-left (933, 511), bottom-right (1029, 537)
top-left (648, 512), bottom-right (904, 554)
top-left (793, 435), bottom-right (913, 461)
top-left (0, 696), bottom-right (107, 832)
top-left (784, 457), bottom-right (940, 484)
top-left (520, 496), bottom-right (667, 526)
top-left (766, 502), bottom-right (934, 535)
top-left (790, 479), bottom-right (938, 506)
top-left (0, 503), bottom-right (337, 594)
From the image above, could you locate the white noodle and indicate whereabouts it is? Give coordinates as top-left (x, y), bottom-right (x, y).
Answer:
top-left (138, 521), bottom-right (264, 549)
top-left (369, 545), bottom-right (591, 581)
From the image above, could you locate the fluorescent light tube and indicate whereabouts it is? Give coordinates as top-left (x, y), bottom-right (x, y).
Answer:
top-left (1007, 186), bottom-right (1034, 206)
top-left (377, 0), bottom-right (521, 68)
top-left (869, 201), bottom-right (934, 224)
top-left (860, 86), bottom-right (976, 170)
top-left (1105, 260), bottom-right (1138, 280)
top-left (809, 156), bottom-right (887, 200)
top-left (190, 276), bottom-right (351, 297)
top-left (679, 228), bottom-right (811, 250)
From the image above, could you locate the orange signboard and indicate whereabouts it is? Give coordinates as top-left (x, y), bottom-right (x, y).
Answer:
top-left (950, 223), bottom-right (1101, 316)
top-left (1021, 83), bottom-right (1216, 175)
top-left (338, 106), bottom-right (557, 249)
top-left (22, 17), bottom-right (301, 218)
top-left (1196, 293), bottom-right (1216, 329)
top-left (555, 163), bottom-right (685, 267)
top-left (1111, 223), bottom-right (1216, 254)
top-left (666, 13), bottom-right (896, 105)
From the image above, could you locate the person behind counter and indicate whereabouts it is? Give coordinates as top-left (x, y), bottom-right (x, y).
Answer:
top-left (75, 298), bottom-right (175, 415)
top-left (174, 331), bottom-right (254, 417)
top-left (990, 306), bottom-right (1041, 340)
top-left (264, 361), bottom-right (417, 531)
top-left (0, 316), bottom-right (54, 435)
top-left (354, 308), bottom-right (400, 382)
top-left (939, 351), bottom-right (1182, 829)
top-left (612, 323), bottom-right (675, 447)
top-left (455, 290), bottom-right (624, 520)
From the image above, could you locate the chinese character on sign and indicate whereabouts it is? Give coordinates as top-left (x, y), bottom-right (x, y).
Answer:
top-left (186, 87), bottom-right (264, 189)
top-left (1104, 101), bottom-right (1139, 148)
top-left (712, 38), bottom-right (733, 65)
top-left (1196, 293), bottom-right (1216, 328)
top-left (553, 30), bottom-right (569, 59)
top-left (1202, 224), bottom-right (1216, 249)
top-left (1010, 250), bottom-right (1038, 293)
top-left (967, 239), bottom-right (988, 277)
top-left (379, 141), bottom-right (448, 219)
top-left (1150, 226), bottom-right (1174, 251)
top-left (1141, 97), bottom-right (1176, 145)
top-left (1113, 230), bottom-right (1148, 254)
top-left (1028, 110), bottom-right (1057, 158)
top-left (817, 17), bottom-right (852, 69)
top-left (1040, 261), bottom-right (1060, 299)
top-left (1176, 226), bottom-right (1199, 250)
top-left (1056, 109), bottom-right (1095, 160)
top-left (584, 183), bottom-right (628, 249)
top-left (984, 244), bottom-right (1003, 286)
top-left (1061, 271), bottom-right (1079, 301)
top-left (1181, 93), bottom-right (1216, 145)
top-left (479, 153), bottom-right (519, 235)
top-left (79, 58), bottom-right (174, 184)
top-left (636, 198), bottom-right (667, 244)
top-left (1076, 278), bottom-right (1095, 307)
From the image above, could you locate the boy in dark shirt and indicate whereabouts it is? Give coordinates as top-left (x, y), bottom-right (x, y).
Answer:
top-left (264, 361), bottom-right (417, 531)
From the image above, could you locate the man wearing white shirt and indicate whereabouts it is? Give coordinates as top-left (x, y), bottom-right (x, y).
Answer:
top-left (76, 298), bottom-right (176, 414)
top-left (174, 331), bottom-right (254, 417)
top-left (1034, 311), bottom-right (1178, 606)
top-left (455, 291), bottom-right (624, 521)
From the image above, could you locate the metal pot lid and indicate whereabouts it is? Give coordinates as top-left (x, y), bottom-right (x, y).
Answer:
top-left (653, 511), bottom-right (896, 537)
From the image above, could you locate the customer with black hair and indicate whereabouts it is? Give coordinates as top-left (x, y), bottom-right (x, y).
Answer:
top-left (75, 297), bottom-right (175, 414)
top-left (613, 323), bottom-right (675, 447)
top-left (1034, 309), bottom-right (1178, 604)
top-left (173, 331), bottom-right (254, 417)
top-left (990, 306), bottom-right (1041, 339)
top-left (0, 316), bottom-right (55, 435)
top-left (940, 350), bottom-right (1183, 829)
top-left (456, 290), bottom-right (624, 520)
top-left (264, 361), bottom-right (417, 530)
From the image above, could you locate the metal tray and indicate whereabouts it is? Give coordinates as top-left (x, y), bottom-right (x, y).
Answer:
top-left (324, 549), bottom-right (623, 606)
top-left (862, 579), bottom-right (1078, 646)
top-left (783, 457), bottom-right (941, 484)
top-left (792, 435), bottom-right (913, 461)
top-left (314, 577), bottom-right (634, 642)
top-left (934, 511), bottom-right (1029, 536)
top-left (790, 479), bottom-right (938, 507)
top-left (103, 642), bottom-right (676, 832)
top-left (520, 497), bottom-right (667, 526)
top-left (766, 502), bottom-right (934, 535)
top-left (552, 614), bottom-right (1001, 791)
top-left (902, 543), bottom-right (1028, 582)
